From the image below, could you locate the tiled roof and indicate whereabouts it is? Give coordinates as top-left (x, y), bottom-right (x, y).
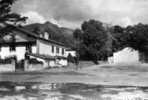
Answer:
top-left (3, 23), bottom-right (67, 47)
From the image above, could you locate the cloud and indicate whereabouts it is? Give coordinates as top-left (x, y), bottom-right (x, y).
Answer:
top-left (12, 0), bottom-right (148, 28)
top-left (21, 11), bottom-right (46, 24)
top-left (121, 17), bottom-right (133, 27)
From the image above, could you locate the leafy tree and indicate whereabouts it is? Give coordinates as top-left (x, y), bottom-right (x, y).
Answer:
top-left (111, 24), bottom-right (148, 53)
top-left (73, 28), bottom-right (83, 54)
top-left (123, 23), bottom-right (148, 52)
top-left (0, 0), bottom-right (27, 24)
top-left (0, 0), bottom-right (27, 38)
top-left (73, 19), bottom-right (148, 64)
top-left (67, 53), bottom-right (75, 63)
top-left (111, 23), bottom-right (148, 62)
top-left (79, 20), bottom-right (108, 64)
top-left (123, 24), bottom-right (148, 62)
top-left (111, 25), bottom-right (126, 52)
top-left (73, 28), bottom-right (83, 40)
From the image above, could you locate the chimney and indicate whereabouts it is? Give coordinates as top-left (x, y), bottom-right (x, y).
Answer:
top-left (39, 34), bottom-right (43, 38)
top-left (44, 32), bottom-right (49, 40)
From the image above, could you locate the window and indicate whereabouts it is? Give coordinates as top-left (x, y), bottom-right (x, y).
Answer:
top-left (62, 48), bottom-right (64, 55)
top-left (10, 45), bottom-right (16, 51)
top-left (26, 44), bottom-right (32, 53)
top-left (56, 47), bottom-right (59, 54)
top-left (52, 45), bottom-right (54, 53)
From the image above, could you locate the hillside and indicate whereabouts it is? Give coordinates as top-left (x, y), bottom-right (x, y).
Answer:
top-left (24, 22), bottom-right (74, 47)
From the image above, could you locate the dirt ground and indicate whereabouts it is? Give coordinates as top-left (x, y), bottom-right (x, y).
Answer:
top-left (1, 63), bottom-right (148, 87)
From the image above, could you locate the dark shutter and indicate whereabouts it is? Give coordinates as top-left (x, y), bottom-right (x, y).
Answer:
top-left (56, 47), bottom-right (59, 54)
top-left (62, 48), bottom-right (64, 55)
top-left (52, 45), bottom-right (54, 53)
top-left (10, 44), bottom-right (16, 51)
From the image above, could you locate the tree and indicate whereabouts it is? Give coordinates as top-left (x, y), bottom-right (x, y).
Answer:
top-left (0, 0), bottom-right (27, 24)
top-left (79, 20), bottom-right (108, 64)
top-left (124, 23), bottom-right (148, 52)
top-left (73, 28), bottom-right (83, 40)
top-left (0, 0), bottom-right (27, 39)
top-left (73, 19), bottom-right (148, 64)
top-left (123, 24), bottom-right (148, 62)
top-left (73, 28), bottom-right (83, 55)
top-left (111, 23), bottom-right (148, 62)
top-left (67, 53), bottom-right (75, 63)
top-left (111, 25), bottom-right (126, 52)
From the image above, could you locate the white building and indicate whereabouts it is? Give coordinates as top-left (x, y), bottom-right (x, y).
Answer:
top-left (65, 49), bottom-right (76, 57)
top-left (0, 24), bottom-right (72, 71)
top-left (108, 47), bottom-right (139, 64)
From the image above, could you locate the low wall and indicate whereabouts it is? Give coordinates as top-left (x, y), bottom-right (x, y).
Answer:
top-left (24, 59), bottom-right (68, 71)
top-left (49, 59), bottom-right (68, 68)
top-left (25, 64), bottom-right (44, 71)
top-left (0, 60), bottom-right (15, 72)
top-left (24, 60), bottom-right (43, 71)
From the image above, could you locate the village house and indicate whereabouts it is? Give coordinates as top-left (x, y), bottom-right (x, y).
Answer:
top-left (0, 24), bottom-right (74, 71)
top-left (108, 47), bottom-right (140, 64)
top-left (65, 48), bottom-right (76, 57)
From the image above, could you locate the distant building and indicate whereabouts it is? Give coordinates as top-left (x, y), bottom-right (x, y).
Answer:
top-left (65, 49), bottom-right (76, 57)
top-left (0, 24), bottom-right (73, 71)
top-left (108, 47), bottom-right (139, 64)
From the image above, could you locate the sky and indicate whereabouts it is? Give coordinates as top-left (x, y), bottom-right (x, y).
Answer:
top-left (12, 0), bottom-right (148, 29)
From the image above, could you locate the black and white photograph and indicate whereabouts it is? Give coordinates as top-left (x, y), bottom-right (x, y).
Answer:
top-left (1, 0), bottom-right (148, 100)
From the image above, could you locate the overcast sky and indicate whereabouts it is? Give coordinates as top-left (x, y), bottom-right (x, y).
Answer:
top-left (12, 0), bottom-right (148, 28)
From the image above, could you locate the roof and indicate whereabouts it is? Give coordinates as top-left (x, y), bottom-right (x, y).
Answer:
top-left (27, 53), bottom-right (67, 60)
top-left (2, 23), bottom-right (67, 47)
top-left (0, 41), bottom-right (36, 47)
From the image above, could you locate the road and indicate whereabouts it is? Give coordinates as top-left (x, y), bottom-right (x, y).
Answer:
top-left (1, 63), bottom-right (148, 87)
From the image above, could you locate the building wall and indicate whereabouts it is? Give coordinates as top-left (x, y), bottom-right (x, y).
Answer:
top-left (0, 46), bottom-right (37, 61)
top-left (108, 47), bottom-right (139, 64)
top-left (0, 46), bottom-right (26, 61)
top-left (32, 46), bottom-right (37, 54)
top-left (65, 50), bottom-right (76, 57)
top-left (37, 40), bottom-right (67, 57)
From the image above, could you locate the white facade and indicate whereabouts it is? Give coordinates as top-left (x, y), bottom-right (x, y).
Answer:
top-left (35, 40), bottom-right (68, 68)
top-left (108, 47), bottom-right (139, 64)
top-left (65, 50), bottom-right (76, 57)
top-left (0, 46), bottom-right (26, 61)
top-left (37, 40), bottom-right (67, 57)
top-left (0, 46), bottom-right (37, 61)
top-left (44, 32), bottom-right (49, 40)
